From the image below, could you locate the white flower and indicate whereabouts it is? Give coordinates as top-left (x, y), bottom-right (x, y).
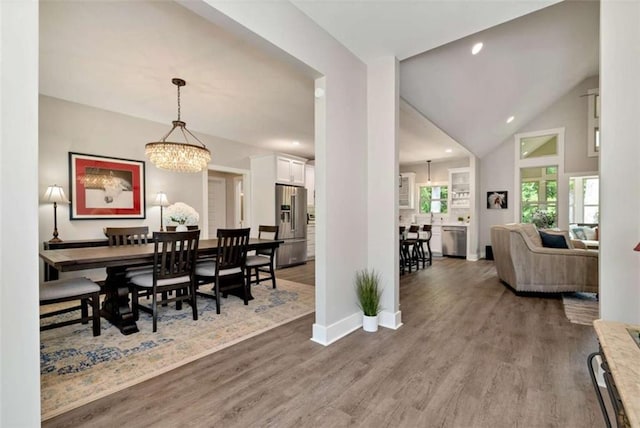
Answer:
top-left (164, 202), bottom-right (199, 225)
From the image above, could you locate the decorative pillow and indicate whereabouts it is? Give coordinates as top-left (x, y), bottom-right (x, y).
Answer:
top-left (570, 226), bottom-right (587, 240)
top-left (539, 230), bottom-right (569, 249)
top-left (583, 226), bottom-right (597, 240)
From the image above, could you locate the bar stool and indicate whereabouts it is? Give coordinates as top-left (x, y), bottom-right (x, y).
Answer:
top-left (421, 224), bottom-right (433, 266)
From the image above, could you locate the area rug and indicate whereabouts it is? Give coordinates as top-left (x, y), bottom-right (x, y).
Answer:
top-left (562, 292), bottom-right (599, 326)
top-left (40, 279), bottom-right (314, 421)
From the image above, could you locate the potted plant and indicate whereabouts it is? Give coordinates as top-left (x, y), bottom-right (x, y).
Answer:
top-left (355, 269), bottom-right (383, 332)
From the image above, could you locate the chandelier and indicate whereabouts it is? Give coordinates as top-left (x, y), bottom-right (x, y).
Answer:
top-left (146, 78), bottom-right (211, 173)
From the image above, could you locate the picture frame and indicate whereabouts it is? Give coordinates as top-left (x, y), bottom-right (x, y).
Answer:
top-left (487, 191), bottom-right (508, 210)
top-left (69, 152), bottom-right (146, 220)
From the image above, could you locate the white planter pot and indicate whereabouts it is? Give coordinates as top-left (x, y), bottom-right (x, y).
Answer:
top-left (362, 314), bottom-right (379, 332)
top-left (175, 224), bottom-right (188, 232)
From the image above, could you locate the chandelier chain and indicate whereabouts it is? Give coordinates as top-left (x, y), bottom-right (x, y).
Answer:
top-left (177, 83), bottom-right (181, 121)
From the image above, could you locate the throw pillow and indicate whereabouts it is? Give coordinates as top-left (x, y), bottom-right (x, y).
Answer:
top-left (583, 226), bottom-right (597, 240)
top-left (570, 226), bottom-right (587, 240)
top-left (539, 230), bottom-right (569, 249)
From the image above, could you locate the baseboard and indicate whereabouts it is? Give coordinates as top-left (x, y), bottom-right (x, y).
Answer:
top-left (378, 310), bottom-right (403, 329)
top-left (311, 312), bottom-right (362, 346)
top-left (468, 252), bottom-right (479, 261)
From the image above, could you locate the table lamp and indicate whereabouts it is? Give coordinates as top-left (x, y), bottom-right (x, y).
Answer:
top-left (154, 192), bottom-right (170, 231)
top-left (43, 184), bottom-right (69, 242)
top-left (634, 242), bottom-right (640, 252)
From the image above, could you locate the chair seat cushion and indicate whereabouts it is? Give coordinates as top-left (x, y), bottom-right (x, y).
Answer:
top-left (125, 266), bottom-right (154, 279)
top-left (195, 261), bottom-right (242, 277)
top-left (245, 255), bottom-right (271, 267)
top-left (130, 273), bottom-right (191, 288)
top-left (40, 277), bottom-right (100, 301)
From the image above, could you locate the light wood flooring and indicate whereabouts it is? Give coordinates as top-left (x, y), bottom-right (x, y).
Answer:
top-left (43, 258), bottom-right (602, 427)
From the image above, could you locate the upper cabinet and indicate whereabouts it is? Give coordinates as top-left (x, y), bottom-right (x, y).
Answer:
top-left (448, 167), bottom-right (470, 210)
top-left (276, 156), bottom-right (305, 186)
top-left (399, 172), bottom-right (416, 209)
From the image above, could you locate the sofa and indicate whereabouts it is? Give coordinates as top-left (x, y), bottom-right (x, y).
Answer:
top-left (490, 223), bottom-right (598, 293)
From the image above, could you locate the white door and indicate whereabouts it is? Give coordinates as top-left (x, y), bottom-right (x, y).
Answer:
top-left (208, 177), bottom-right (226, 238)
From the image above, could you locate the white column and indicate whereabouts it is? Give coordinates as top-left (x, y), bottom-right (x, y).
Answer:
top-left (599, 1), bottom-right (640, 323)
top-left (1, 0), bottom-right (41, 425)
top-left (367, 56), bottom-right (402, 329)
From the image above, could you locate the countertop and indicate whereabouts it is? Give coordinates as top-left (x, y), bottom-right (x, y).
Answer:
top-left (594, 319), bottom-right (640, 427)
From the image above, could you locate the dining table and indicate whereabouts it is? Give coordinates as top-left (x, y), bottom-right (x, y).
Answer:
top-left (40, 237), bottom-right (283, 335)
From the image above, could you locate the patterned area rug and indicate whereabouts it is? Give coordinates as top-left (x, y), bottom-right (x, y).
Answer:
top-left (562, 292), bottom-right (599, 326)
top-left (40, 279), bottom-right (314, 421)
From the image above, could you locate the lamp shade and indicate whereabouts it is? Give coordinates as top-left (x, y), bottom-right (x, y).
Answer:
top-left (154, 192), bottom-right (170, 207)
top-left (634, 242), bottom-right (640, 252)
top-left (43, 185), bottom-right (69, 204)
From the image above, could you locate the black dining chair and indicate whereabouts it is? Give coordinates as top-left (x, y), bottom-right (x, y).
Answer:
top-left (422, 224), bottom-right (433, 266)
top-left (130, 230), bottom-right (200, 332)
top-left (245, 225), bottom-right (279, 289)
top-left (195, 228), bottom-right (250, 314)
top-left (39, 277), bottom-right (102, 336)
top-left (105, 226), bottom-right (153, 280)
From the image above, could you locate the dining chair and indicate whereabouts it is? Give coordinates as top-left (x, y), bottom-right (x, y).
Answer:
top-left (245, 225), bottom-right (279, 289)
top-left (409, 225), bottom-right (428, 269)
top-left (196, 228), bottom-right (250, 314)
top-left (130, 230), bottom-right (200, 332)
top-left (105, 226), bottom-right (152, 279)
top-left (40, 277), bottom-right (101, 336)
top-left (400, 226), bottom-right (418, 273)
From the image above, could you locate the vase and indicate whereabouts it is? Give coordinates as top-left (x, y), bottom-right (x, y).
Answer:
top-left (362, 314), bottom-right (379, 332)
top-left (176, 224), bottom-right (188, 232)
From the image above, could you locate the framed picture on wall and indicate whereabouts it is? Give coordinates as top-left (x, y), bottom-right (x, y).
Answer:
top-left (69, 152), bottom-right (146, 219)
top-left (487, 191), bottom-right (508, 209)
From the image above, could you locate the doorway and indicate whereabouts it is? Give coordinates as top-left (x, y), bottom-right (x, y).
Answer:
top-left (206, 170), bottom-right (245, 238)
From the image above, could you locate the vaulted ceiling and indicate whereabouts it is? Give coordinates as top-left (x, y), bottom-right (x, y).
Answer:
top-left (40, 1), bottom-right (599, 164)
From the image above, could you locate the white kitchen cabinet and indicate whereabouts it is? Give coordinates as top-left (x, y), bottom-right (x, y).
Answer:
top-left (307, 223), bottom-right (315, 259)
top-left (448, 167), bottom-right (470, 210)
top-left (305, 164), bottom-right (315, 206)
top-left (276, 156), bottom-right (305, 186)
top-left (430, 225), bottom-right (442, 255)
top-left (399, 172), bottom-right (416, 209)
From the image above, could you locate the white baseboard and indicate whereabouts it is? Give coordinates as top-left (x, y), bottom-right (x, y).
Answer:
top-left (378, 310), bottom-right (403, 329)
top-left (311, 312), bottom-right (361, 346)
top-left (467, 253), bottom-right (479, 261)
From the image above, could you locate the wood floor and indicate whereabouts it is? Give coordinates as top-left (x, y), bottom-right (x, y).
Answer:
top-left (43, 258), bottom-right (602, 428)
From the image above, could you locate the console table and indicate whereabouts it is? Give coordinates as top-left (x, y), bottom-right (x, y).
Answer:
top-left (590, 319), bottom-right (640, 428)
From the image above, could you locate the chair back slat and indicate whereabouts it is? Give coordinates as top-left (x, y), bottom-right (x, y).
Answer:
top-left (257, 225), bottom-right (279, 256)
top-left (105, 226), bottom-right (149, 247)
top-left (153, 230), bottom-right (200, 281)
top-left (216, 228), bottom-right (250, 271)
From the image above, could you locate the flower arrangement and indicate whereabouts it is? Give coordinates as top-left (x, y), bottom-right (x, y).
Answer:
top-left (531, 209), bottom-right (556, 229)
top-left (164, 202), bottom-right (199, 225)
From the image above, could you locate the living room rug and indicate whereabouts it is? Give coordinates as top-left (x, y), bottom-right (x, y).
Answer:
top-left (40, 279), bottom-right (314, 421)
top-left (562, 292), bottom-right (599, 326)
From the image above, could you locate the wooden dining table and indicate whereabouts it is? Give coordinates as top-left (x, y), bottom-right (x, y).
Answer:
top-left (40, 238), bottom-right (283, 335)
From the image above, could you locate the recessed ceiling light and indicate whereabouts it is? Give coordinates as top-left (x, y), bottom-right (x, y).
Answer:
top-left (471, 42), bottom-right (483, 55)
top-left (292, 141), bottom-right (300, 146)
top-left (507, 116), bottom-right (515, 123)
top-left (445, 149), bottom-right (453, 153)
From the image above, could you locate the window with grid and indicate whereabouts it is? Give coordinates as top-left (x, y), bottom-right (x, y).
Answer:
top-left (419, 185), bottom-right (448, 214)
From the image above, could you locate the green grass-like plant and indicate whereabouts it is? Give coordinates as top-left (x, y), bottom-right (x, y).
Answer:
top-left (355, 269), bottom-right (383, 316)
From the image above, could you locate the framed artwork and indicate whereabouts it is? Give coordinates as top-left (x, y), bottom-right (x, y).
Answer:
top-left (69, 152), bottom-right (145, 219)
top-left (487, 191), bottom-right (508, 209)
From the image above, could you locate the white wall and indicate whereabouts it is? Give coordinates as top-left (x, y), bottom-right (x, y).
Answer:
top-left (479, 75), bottom-right (600, 253)
top-left (599, 1), bottom-right (640, 323)
top-left (1, 1), bottom-right (41, 425)
top-left (189, 1), bottom-right (369, 345)
top-left (39, 95), bottom-right (271, 245)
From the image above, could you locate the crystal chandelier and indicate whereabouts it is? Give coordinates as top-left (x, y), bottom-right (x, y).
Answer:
top-left (146, 78), bottom-right (211, 173)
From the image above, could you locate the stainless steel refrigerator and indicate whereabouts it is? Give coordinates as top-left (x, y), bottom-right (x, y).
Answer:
top-left (275, 184), bottom-right (307, 268)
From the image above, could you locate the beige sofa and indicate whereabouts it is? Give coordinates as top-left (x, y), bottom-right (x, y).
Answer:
top-left (490, 223), bottom-right (598, 293)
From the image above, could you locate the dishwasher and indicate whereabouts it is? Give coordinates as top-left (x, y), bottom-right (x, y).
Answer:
top-left (442, 226), bottom-right (467, 258)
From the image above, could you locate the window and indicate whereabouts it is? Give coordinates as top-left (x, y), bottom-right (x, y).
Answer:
top-left (419, 185), bottom-right (448, 214)
top-left (569, 176), bottom-right (599, 223)
top-left (520, 166), bottom-right (557, 227)
top-left (588, 88), bottom-right (600, 157)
